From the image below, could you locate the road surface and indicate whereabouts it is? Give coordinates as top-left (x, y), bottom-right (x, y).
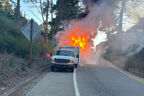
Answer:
top-left (26, 57), bottom-right (144, 96)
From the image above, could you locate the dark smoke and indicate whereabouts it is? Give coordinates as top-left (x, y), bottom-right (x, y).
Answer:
top-left (82, 0), bottom-right (101, 6)
top-left (77, 0), bottom-right (115, 20)
top-left (77, 0), bottom-right (101, 19)
top-left (55, 0), bottom-right (114, 62)
top-left (77, 13), bottom-right (88, 19)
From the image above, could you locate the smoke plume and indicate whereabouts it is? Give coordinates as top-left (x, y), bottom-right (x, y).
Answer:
top-left (55, 0), bottom-right (115, 63)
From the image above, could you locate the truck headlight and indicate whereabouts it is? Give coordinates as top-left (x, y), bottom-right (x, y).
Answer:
top-left (69, 61), bottom-right (74, 64)
top-left (51, 60), bottom-right (55, 63)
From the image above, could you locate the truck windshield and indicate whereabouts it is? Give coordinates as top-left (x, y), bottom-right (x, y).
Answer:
top-left (55, 50), bottom-right (75, 57)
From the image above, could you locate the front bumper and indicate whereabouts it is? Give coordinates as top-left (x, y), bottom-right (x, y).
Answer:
top-left (51, 63), bottom-right (74, 69)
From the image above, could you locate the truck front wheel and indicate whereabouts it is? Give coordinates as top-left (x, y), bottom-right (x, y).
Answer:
top-left (70, 67), bottom-right (74, 72)
top-left (51, 66), bottom-right (55, 72)
top-left (74, 64), bottom-right (78, 68)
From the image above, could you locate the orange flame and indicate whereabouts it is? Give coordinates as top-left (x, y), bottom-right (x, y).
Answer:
top-left (58, 27), bottom-right (93, 53)
top-left (70, 36), bottom-right (87, 50)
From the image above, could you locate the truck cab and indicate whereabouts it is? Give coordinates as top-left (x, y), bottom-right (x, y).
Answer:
top-left (51, 46), bottom-right (79, 72)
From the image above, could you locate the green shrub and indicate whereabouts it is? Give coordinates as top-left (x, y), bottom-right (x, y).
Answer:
top-left (124, 57), bottom-right (134, 71)
top-left (138, 67), bottom-right (144, 74)
top-left (9, 56), bottom-right (15, 68)
top-left (103, 53), bottom-right (118, 61)
top-left (125, 48), bottom-right (144, 73)
top-left (0, 16), bottom-right (56, 59)
top-left (21, 63), bottom-right (26, 72)
top-left (0, 16), bottom-right (29, 57)
top-left (32, 36), bottom-right (56, 56)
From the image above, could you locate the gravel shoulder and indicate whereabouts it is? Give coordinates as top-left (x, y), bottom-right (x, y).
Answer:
top-left (0, 53), bottom-right (51, 95)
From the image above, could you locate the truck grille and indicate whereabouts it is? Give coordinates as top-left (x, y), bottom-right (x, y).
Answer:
top-left (55, 59), bottom-right (70, 63)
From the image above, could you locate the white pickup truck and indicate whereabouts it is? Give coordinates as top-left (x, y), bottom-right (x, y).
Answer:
top-left (51, 46), bottom-right (79, 72)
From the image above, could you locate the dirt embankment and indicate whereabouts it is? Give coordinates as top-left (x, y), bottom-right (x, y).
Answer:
top-left (103, 53), bottom-right (144, 78)
top-left (0, 53), bottom-right (51, 95)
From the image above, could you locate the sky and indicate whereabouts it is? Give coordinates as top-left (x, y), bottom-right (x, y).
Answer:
top-left (14, 0), bottom-right (107, 47)
top-left (12, 0), bottom-right (137, 30)
top-left (11, 0), bottom-right (142, 48)
top-left (13, 0), bottom-right (57, 24)
top-left (11, 1), bottom-right (141, 32)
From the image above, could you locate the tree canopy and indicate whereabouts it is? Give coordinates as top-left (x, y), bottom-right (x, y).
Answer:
top-left (49, 0), bottom-right (80, 39)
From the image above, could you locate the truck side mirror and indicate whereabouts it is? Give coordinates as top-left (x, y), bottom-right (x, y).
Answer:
top-left (50, 53), bottom-right (52, 56)
top-left (76, 55), bottom-right (79, 58)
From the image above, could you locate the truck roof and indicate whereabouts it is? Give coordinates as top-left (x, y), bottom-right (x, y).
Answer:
top-left (59, 46), bottom-right (79, 48)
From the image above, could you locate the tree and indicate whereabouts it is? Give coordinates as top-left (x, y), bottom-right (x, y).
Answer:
top-left (16, 0), bottom-right (20, 22)
top-left (25, 0), bottom-right (50, 45)
top-left (56, 0), bottom-right (79, 21)
top-left (50, 0), bottom-right (54, 20)
top-left (113, 0), bottom-right (144, 32)
top-left (104, 0), bottom-right (144, 55)
top-left (9, 0), bottom-right (21, 22)
top-left (118, 0), bottom-right (126, 32)
top-left (0, 0), bottom-right (26, 25)
top-left (49, 0), bottom-right (80, 39)
top-left (45, 0), bottom-right (49, 45)
top-left (125, 0), bottom-right (144, 23)
top-left (0, 0), bottom-right (14, 19)
top-left (0, 0), bottom-right (13, 13)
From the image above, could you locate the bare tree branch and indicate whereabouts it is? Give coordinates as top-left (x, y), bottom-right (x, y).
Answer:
top-left (28, 9), bottom-right (43, 23)
top-left (9, 0), bottom-right (16, 6)
top-left (31, 1), bottom-right (41, 15)
top-left (39, 0), bottom-right (45, 23)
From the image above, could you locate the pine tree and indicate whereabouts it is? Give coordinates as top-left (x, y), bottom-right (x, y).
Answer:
top-left (49, 0), bottom-right (80, 39)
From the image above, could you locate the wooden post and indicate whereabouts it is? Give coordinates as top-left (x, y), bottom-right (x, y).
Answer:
top-left (29, 19), bottom-right (33, 68)
top-left (17, 0), bottom-right (20, 23)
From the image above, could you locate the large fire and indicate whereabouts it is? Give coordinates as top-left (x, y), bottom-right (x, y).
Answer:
top-left (55, 0), bottom-right (113, 62)
top-left (58, 27), bottom-right (92, 52)
top-left (70, 36), bottom-right (87, 50)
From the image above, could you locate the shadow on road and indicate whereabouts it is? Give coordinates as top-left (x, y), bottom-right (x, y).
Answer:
top-left (51, 68), bottom-right (75, 73)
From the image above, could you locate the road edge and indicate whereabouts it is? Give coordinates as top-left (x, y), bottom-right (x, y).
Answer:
top-left (1, 74), bottom-right (38, 96)
top-left (111, 63), bottom-right (144, 84)
top-left (73, 68), bottom-right (80, 96)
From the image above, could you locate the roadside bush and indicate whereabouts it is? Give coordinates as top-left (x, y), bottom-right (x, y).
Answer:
top-left (124, 57), bottom-right (134, 71)
top-left (0, 16), bottom-right (56, 58)
top-left (0, 16), bottom-right (29, 57)
top-left (125, 48), bottom-right (144, 75)
top-left (32, 36), bottom-right (56, 56)
top-left (9, 56), bottom-right (15, 68)
top-left (102, 53), bottom-right (118, 62)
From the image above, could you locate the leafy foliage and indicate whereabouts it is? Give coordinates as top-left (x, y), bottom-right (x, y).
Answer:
top-left (56, 0), bottom-right (79, 21)
top-left (125, 48), bottom-right (144, 75)
top-left (102, 53), bottom-right (118, 62)
top-left (49, 0), bottom-right (80, 39)
top-left (0, 1), bottom-right (55, 58)
top-left (0, 16), bottom-right (29, 57)
top-left (9, 56), bottom-right (15, 68)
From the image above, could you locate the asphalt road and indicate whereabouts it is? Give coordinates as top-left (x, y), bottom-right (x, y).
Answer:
top-left (26, 72), bottom-right (74, 96)
top-left (26, 57), bottom-right (144, 96)
top-left (77, 58), bottom-right (144, 96)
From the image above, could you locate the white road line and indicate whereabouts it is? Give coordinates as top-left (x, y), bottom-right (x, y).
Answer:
top-left (73, 68), bottom-right (81, 96)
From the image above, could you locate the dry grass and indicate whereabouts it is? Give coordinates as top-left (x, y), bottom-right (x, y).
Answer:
top-left (0, 53), bottom-right (51, 95)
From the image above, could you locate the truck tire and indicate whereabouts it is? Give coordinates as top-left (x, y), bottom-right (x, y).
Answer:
top-left (70, 68), bottom-right (74, 72)
top-left (75, 64), bottom-right (78, 68)
top-left (51, 67), bottom-right (54, 72)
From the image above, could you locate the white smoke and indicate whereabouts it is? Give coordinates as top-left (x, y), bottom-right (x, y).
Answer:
top-left (55, 0), bottom-right (115, 64)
